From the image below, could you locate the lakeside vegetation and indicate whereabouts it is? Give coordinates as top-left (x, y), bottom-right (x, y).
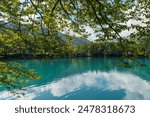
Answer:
top-left (0, 30), bottom-right (149, 59)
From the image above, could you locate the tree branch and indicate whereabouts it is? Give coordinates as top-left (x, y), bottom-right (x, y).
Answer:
top-left (29, 0), bottom-right (43, 19)
top-left (51, 0), bottom-right (61, 15)
top-left (29, 0), bottom-right (45, 35)
top-left (69, 0), bottom-right (77, 10)
top-left (59, 0), bottom-right (78, 26)
top-left (86, 0), bottom-right (109, 39)
top-left (95, 0), bottom-right (124, 42)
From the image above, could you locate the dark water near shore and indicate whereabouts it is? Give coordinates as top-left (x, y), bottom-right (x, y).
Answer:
top-left (0, 57), bottom-right (150, 100)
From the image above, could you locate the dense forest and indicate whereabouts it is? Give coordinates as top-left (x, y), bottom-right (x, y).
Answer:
top-left (0, 0), bottom-right (149, 91)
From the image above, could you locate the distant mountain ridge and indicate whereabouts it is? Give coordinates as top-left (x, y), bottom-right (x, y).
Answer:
top-left (58, 32), bottom-right (90, 45)
top-left (0, 21), bottom-right (91, 45)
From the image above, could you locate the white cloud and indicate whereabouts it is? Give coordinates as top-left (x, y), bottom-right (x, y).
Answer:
top-left (119, 28), bottom-right (137, 37)
top-left (1, 70), bottom-right (150, 100)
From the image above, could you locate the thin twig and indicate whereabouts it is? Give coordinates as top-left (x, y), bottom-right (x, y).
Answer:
top-left (29, 0), bottom-right (45, 35)
top-left (86, 0), bottom-right (109, 39)
top-left (51, 0), bottom-right (61, 15)
top-left (95, 0), bottom-right (124, 42)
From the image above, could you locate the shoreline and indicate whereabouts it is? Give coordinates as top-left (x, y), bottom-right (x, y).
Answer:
top-left (1, 53), bottom-right (149, 61)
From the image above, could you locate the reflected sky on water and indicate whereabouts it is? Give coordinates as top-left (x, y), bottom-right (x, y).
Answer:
top-left (1, 57), bottom-right (150, 100)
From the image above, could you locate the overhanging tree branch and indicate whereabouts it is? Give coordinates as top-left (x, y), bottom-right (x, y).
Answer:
top-left (59, 0), bottom-right (79, 29)
top-left (51, 0), bottom-right (61, 15)
top-left (95, 0), bottom-right (124, 42)
top-left (85, 0), bottom-right (109, 39)
top-left (29, 0), bottom-right (45, 35)
top-left (69, 0), bottom-right (77, 10)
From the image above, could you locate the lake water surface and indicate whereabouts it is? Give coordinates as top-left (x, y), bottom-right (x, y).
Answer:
top-left (1, 57), bottom-right (150, 100)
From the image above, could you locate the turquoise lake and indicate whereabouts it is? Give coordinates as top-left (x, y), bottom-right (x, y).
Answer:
top-left (0, 57), bottom-right (150, 100)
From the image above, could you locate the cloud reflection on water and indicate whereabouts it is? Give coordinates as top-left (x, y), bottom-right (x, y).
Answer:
top-left (0, 70), bottom-right (150, 100)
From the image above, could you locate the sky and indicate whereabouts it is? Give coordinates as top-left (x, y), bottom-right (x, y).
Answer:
top-left (67, 17), bottom-right (147, 41)
top-left (85, 4), bottom-right (148, 41)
